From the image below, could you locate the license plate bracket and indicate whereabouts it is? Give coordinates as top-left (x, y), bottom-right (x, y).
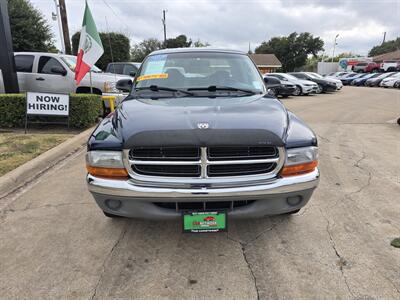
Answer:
top-left (182, 210), bottom-right (227, 233)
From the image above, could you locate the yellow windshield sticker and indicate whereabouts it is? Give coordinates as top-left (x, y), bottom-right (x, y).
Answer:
top-left (137, 73), bottom-right (168, 81)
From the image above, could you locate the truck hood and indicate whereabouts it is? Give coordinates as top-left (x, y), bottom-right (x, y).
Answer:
top-left (81, 72), bottom-right (130, 83)
top-left (113, 94), bottom-right (289, 148)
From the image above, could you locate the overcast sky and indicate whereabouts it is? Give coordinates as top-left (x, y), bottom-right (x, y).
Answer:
top-left (31, 0), bottom-right (399, 56)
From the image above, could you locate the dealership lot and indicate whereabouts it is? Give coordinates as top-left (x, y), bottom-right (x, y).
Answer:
top-left (0, 87), bottom-right (399, 299)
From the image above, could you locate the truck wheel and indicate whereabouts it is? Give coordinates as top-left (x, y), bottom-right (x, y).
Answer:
top-left (103, 211), bottom-right (123, 218)
top-left (316, 84), bottom-right (323, 94)
top-left (293, 85), bottom-right (302, 96)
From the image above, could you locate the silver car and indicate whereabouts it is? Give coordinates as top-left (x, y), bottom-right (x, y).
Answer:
top-left (269, 73), bottom-right (318, 95)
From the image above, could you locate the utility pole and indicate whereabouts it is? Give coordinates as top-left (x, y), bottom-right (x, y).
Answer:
top-left (59, 0), bottom-right (71, 54)
top-left (331, 34), bottom-right (339, 63)
top-left (53, 0), bottom-right (65, 53)
top-left (162, 10), bottom-right (167, 45)
top-left (0, 0), bottom-right (19, 93)
top-left (382, 32), bottom-right (386, 44)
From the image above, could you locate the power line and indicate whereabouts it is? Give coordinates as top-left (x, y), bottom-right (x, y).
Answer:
top-left (99, 0), bottom-right (135, 38)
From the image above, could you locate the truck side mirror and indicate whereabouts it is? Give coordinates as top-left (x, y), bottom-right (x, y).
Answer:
top-left (263, 77), bottom-right (268, 83)
top-left (116, 79), bottom-right (133, 93)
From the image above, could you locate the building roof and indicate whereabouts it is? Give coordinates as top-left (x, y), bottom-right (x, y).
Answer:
top-left (249, 54), bottom-right (282, 67)
top-left (373, 49), bottom-right (400, 62)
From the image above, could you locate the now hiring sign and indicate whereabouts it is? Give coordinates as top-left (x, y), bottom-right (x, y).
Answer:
top-left (27, 92), bottom-right (69, 116)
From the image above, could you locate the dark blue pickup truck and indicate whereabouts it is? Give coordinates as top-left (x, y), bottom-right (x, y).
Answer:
top-left (85, 48), bottom-right (319, 221)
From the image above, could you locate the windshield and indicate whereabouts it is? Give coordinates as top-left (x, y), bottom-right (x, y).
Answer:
top-left (377, 73), bottom-right (393, 79)
top-left (61, 55), bottom-right (102, 73)
top-left (308, 72), bottom-right (323, 78)
top-left (277, 73), bottom-right (298, 81)
top-left (134, 52), bottom-right (265, 94)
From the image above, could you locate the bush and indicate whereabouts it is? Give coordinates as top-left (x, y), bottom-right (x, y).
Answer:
top-left (0, 93), bottom-right (102, 128)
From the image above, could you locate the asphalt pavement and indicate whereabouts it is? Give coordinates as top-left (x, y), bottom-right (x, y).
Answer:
top-left (0, 86), bottom-right (399, 299)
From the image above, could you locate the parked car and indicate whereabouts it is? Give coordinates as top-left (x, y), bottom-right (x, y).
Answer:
top-left (365, 72), bottom-right (396, 87)
top-left (351, 73), bottom-right (381, 86)
top-left (1, 52), bottom-right (129, 96)
top-left (105, 62), bottom-right (141, 77)
top-left (86, 48), bottom-right (320, 220)
top-left (337, 72), bottom-right (356, 80)
top-left (263, 75), bottom-right (296, 97)
top-left (289, 72), bottom-right (337, 93)
top-left (306, 72), bottom-right (343, 90)
top-left (269, 73), bottom-right (318, 95)
top-left (379, 72), bottom-right (400, 88)
top-left (340, 73), bottom-right (366, 85)
top-left (324, 72), bottom-right (349, 78)
top-left (380, 60), bottom-right (400, 72)
top-left (352, 62), bottom-right (380, 73)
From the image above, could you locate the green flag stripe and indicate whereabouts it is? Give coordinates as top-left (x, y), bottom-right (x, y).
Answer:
top-left (82, 2), bottom-right (103, 48)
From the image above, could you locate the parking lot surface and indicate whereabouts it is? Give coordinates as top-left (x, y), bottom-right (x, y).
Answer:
top-left (0, 87), bottom-right (399, 299)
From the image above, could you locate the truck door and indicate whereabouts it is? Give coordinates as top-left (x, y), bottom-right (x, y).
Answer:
top-left (33, 56), bottom-right (74, 93)
top-left (14, 54), bottom-right (35, 92)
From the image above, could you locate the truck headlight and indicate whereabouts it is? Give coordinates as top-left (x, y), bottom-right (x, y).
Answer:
top-left (281, 146), bottom-right (318, 177)
top-left (86, 151), bottom-right (128, 178)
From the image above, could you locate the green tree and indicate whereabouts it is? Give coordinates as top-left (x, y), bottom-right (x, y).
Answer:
top-left (8, 0), bottom-right (55, 52)
top-left (164, 34), bottom-right (192, 48)
top-left (130, 38), bottom-right (163, 62)
top-left (368, 38), bottom-right (400, 57)
top-left (72, 31), bottom-right (131, 70)
top-left (255, 32), bottom-right (324, 72)
top-left (192, 39), bottom-right (210, 48)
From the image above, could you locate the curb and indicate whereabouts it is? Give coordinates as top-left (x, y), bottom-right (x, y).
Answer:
top-left (0, 127), bottom-right (94, 199)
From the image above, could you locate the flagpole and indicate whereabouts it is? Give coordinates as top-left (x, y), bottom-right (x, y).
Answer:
top-left (89, 70), bottom-right (93, 94)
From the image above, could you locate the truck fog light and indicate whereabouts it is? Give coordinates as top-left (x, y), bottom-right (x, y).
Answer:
top-left (105, 199), bottom-right (122, 210)
top-left (287, 196), bottom-right (302, 206)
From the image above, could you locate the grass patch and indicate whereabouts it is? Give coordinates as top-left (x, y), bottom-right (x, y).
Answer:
top-left (0, 132), bottom-right (73, 176)
top-left (391, 238), bottom-right (400, 248)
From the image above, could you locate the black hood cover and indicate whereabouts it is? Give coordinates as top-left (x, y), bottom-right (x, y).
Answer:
top-left (113, 95), bottom-right (289, 148)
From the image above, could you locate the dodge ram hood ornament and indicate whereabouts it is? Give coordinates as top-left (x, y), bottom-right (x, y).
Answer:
top-left (197, 123), bottom-right (210, 129)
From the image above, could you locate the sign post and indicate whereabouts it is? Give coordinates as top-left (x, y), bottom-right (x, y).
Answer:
top-left (25, 92), bottom-right (70, 133)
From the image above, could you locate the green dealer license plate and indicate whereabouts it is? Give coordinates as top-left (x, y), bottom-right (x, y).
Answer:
top-left (183, 211), bottom-right (227, 233)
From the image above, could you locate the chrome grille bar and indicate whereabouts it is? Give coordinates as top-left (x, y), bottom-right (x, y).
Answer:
top-left (123, 146), bottom-right (285, 186)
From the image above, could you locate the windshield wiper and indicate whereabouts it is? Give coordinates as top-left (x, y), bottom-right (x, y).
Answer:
top-left (187, 85), bottom-right (258, 95)
top-left (135, 85), bottom-right (194, 96)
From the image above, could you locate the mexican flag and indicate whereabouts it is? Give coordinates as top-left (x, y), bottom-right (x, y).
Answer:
top-left (75, 1), bottom-right (104, 85)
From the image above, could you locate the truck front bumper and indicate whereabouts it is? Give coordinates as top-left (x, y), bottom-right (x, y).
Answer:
top-left (87, 168), bottom-right (320, 219)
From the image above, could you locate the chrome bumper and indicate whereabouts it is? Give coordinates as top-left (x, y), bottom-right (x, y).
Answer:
top-left (87, 168), bottom-right (319, 200)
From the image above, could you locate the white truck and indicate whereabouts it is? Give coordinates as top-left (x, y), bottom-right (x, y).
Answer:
top-left (380, 60), bottom-right (400, 72)
top-left (0, 52), bottom-right (130, 97)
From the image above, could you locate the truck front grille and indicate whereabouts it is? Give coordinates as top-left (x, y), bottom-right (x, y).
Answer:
top-left (127, 146), bottom-right (282, 179)
top-left (208, 163), bottom-right (276, 177)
